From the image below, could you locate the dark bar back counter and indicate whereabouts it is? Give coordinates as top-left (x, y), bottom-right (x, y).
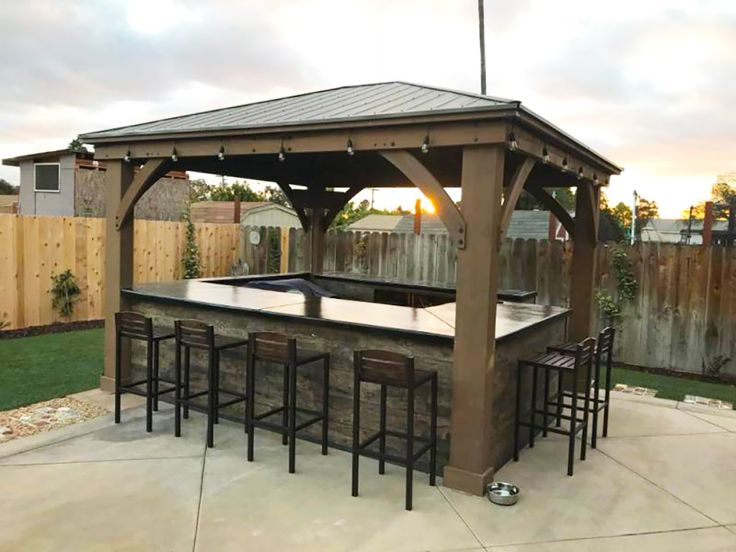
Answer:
top-left (123, 272), bottom-right (568, 472)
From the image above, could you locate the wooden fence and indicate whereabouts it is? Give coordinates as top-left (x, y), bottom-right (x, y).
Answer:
top-left (0, 215), bottom-right (239, 330)
top-left (2, 215), bottom-right (735, 377)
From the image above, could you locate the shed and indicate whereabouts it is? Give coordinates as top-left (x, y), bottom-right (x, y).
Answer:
top-left (190, 200), bottom-right (301, 228)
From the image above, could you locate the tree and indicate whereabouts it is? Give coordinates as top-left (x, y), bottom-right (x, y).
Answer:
top-left (0, 178), bottom-right (18, 195)
top-left (330, 199), bottom-right (411, 229)
top-left (209, 181), bottom-right (261, 202)
top-left (68, 138), bottom-right (89, 154)
top-left (181, 209), bottom-right (201, 279)
top-left (262, 185), bottom-right (291, 207)
top-left (189, 179), bottom-right (211, 202)
top-left (684, 175), bottom-right (736, 220)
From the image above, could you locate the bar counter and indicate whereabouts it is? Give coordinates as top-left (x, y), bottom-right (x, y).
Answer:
top-left (123, 274), bottom-right (569, 472)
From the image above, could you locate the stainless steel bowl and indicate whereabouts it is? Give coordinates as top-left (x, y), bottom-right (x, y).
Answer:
top-left (487, 482), bottom-right (520, 506)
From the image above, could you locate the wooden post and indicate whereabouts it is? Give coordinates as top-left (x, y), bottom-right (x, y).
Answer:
top-left (548, 212), bottom-right (557, 241)
top-left (306, 208), bottom-right (326, 274)
top-left (443, 145), bottom-right (504, 495)
top-left (101, 160), bottom-right (135, 392)
top-left (569, 182), bottom-right (599, 341)
top-left (703, 201), bottom-right (714, 246)
top-left (234, 196), bottom-right (242, 223)
top-left (280, 227), bottom-right (290, 273)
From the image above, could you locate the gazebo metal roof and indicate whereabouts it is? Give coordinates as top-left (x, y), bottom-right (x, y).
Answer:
top-left (81, 82), bottom-right (517, 141)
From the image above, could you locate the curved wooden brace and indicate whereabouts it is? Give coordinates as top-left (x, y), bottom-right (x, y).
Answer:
top-left (379, 150), bottom-right (466, 248)
top-left (525, 186), bottom-right (576, 238)
top-left (115, 159), bottom-right (173, 229)
top-left (276, 182), bottom-right (309, 231)
top-left (499, 158), bottom-right (536, 245)
top-left (325, 185), bottom-right (365, 228)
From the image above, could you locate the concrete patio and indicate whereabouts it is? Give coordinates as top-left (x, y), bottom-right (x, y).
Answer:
top-left (1, 392), bottom-right (735, 551)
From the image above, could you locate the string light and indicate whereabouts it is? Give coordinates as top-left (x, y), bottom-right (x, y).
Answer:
top-left (562, 157), bottom-right (569, 171)
top-left (542, 146), bottom-right (550, 164)
top-left (278, 143), bottom-right (286, 162)
top-left (123, 149), bottom-right (131, 163)
top-left (593, 173), bottom-right (599, 184)
top-left (421, 134), bottom-right (430, 154)
top-left (508, 131), bottom-right (518, 151)
top-left (347, 139), bottom-right (354, 156)
top-left (171, 147), bottom-right (178, 163)
top-left (217, 145), bottom-right (225, 161)
top-left (577, 166), bottom-right (584, 180)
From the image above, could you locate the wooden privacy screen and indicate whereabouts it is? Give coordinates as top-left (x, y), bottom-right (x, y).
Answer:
top-left (0, 215), bottom-right (239, 330)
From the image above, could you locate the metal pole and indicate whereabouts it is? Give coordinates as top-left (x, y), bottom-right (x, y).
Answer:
top-left (478, 0), bottom-right (486, 95)
top-left (630, 189), bottom-right (637, 245)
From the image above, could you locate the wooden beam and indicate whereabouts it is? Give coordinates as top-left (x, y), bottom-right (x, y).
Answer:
top-left (499, 158), bottom-right (535, 245)
top-left (115, 159), bottom-right (172, 229)
top-left (443, 144), bottom-right (504, 495)
top-left (101, 160), bottom-right (135, 392)
top-left (277, 183), bottom-right (309, 231)
top-left (569, 181), bottom-right (600, 342)
top-left (525, 186), bottom-right (576, 238)
top-left (379, 150), bottom-right (466, 248)
top-left (325, 185), bottom-right (365, 228)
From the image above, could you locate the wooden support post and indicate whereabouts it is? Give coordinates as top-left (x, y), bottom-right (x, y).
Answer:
top-left (101, 160), bottom-right (135, 392)
top-left (703, 201), bottom-right (714, 246)
top-left (280, 227), bottom-right (290, 273)
top-left (569, 182), bottom-right (599, 342)
top-left (234, 196), bottom-right (242, 223)
top-left (306, 208), bottom-right (326, 274)
top-left (548, 213), bottom-right (557, 241)
top-left (443, 145), bottom-right (505, 495)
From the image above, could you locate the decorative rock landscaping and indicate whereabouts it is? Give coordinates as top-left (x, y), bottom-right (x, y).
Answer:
top-left (683, 394), bottom-right (733, 410)
top-left (613, 383), bottom-right (658, 397)
top-left (0, 397), bottom-right (108, 443)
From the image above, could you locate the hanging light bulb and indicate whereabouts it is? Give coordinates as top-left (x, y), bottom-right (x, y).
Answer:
top-left (171, 147), bottom-right (178, 163)
top-left (577, 166), bottom-right (584, 180)
top-left (278, 144), bottom-right (286, 162)
top-left (421, 134), bottom-right (430, 154)
top-left (123, 148), bottom-right (131, 163)
top-left (217, 145), bottom-right (225, 161)
top-left (542, 146), bottom-right (550, 164)
top-left (562, 157), bottom-right (569, 171)
top-left (508, 131), bottom-right (518, 151)
top-left (347, 139), bottom-right (354, 156)
top-left (593, 173), bottom-right (599, 184)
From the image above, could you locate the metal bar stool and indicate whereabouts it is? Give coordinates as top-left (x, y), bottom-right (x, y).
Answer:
top-left (547, 327), bottom-right (616, 448)
top-left (115, 311), bottom-right (176, 432)
top-left (513, 337), bottom-right (595, 476)
top-left (246, 331), bottom-right (330, 474)
top-left (173, 319), bottom-right (248, 448)
top-left (351, 350), bottom-right (438, 511)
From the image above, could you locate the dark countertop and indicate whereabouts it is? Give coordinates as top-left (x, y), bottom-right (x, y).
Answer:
top-left (123, 278), bottom-right (568, 343)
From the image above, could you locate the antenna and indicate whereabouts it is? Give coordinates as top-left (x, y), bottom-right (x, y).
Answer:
top-left (478, 0), bottom-right (487, 94)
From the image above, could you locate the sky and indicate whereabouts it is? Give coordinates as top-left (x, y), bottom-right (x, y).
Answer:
top-left (1, 0), bottom-right (734, 217)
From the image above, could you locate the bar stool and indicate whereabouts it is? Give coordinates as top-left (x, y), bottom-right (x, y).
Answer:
top-left (513, 337), bottom-right (595, 476)
top-left (246, 332), bottom-right (330, 473)
top-left (173, 319), bottom-right (248, 448)
top-left (351, 350), bottom-right (438, 511)
top-left (547, 327), bottom-right (616, 448)
top-left (115, 311), bottom-right (176, 432)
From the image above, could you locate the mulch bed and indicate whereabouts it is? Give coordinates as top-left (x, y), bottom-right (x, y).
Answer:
top-left (0, 320), bottom-right (104, 340)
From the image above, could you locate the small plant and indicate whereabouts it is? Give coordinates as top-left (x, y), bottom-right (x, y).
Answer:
top-left (595, 247), bottom-right (637, 324)
top-left (595, 290), bottom-right (621, 319)
top-left (181, 209), bottom-right (201, 279)
top-left (51, 270), bottom-right (81, 317)
top-left (702, 355), bottom-right (731, 379)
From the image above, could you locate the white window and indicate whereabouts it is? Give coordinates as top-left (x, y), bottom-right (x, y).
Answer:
top-left (34, 163), bottom-right (60, 192)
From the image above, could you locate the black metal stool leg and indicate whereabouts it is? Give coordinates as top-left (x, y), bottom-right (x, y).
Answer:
top-left (378, 384), bottom-right (387, 475)
top-left (213, 350), bottom-right (220, 425)
top-left (568, 368), bottom-right (578, 476)
top-left (174, 341), bottom-right (182, 437)
top-left (145, 337), bottom-right (153, 433)
top-left (542, 367), bottom-right (550, 437)
top-left (322, 355), bottom-right (329, 456)
top-left (206, 349), bottom-right (215, 448)
top-left (153, 340), bottom-right (160, 412)
top-left (405, 383), bottom-right (415, 511)
top-left (246, 351), bottom-right (256, 462)
top-left (591, 355), bottom-right (601, 449)
top-left (429, 373), bottom-right (438, 487)
top-left (581, 356), bottom-right (592, 461)
top-left (288, 361), bottom-right (297, 473)
top-left (603, 353), bottom-right (612, 437)
top-left (351, 366), bottom-right (360, 498)
top-left (183, 346), bottom-right (190, 420)
top-left (556, 370), bottom-right (563, 427)
top-left (513, 361), bottom-right (522, 462)
top-left (529, 365), bottom-right (538, 448)
top-left (114, 330), bottom-right (122, 424)
top-left (282, 363), bottom-right (289, 446)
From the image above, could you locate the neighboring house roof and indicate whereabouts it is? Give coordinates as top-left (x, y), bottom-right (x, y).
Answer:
top-left (80, 82), bottom-right (517, 141)
top-left (2, 148), bottom-right (92, 166)
top-left (346, 210), bottom-right (564, 240)
top-left (641, 219), bottom-right (728, 242)
top-left (347, 214), bottom-right (404, 232)
top-left (190, 201), bottom-right (298, 224)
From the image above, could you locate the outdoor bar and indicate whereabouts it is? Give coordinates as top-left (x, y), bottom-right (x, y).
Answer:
top-left (80, 82), bottom-right (621, 495)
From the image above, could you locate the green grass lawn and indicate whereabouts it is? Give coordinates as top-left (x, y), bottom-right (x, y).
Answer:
top-left (612, 366), bottom-right (736, 405)
top-left (0, 329), bottom-right (104, 411)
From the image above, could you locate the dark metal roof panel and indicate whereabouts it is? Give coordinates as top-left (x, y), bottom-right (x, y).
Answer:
top-left (80, 82), bottom-right (516, 140)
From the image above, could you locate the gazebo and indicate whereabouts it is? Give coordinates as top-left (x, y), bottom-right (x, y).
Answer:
top-left (80, 81), bottom-right (621, 495)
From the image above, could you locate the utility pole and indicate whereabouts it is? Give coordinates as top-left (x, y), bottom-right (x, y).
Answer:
top-left (630, 189), bottom-right (638, 245)
top-left (478, 0), bottom-right (486, 95)
top-left (370, 188), bottom-right (377, 209)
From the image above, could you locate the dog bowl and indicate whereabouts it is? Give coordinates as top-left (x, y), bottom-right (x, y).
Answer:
top-left (487, 482), bottom-right (520, 506)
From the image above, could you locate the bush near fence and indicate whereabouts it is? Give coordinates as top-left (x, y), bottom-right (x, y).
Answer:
top-left (2, 214), bottom-right (735, 378)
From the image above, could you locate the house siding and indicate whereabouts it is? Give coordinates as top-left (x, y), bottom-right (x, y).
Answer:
top-left (18, 153), bottom-right (76, 216)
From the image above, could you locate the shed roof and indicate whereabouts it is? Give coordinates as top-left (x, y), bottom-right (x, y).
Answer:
top-left (2, 148), bottom-right (92, 167)
top-left (81, 82), bottom-right (517, 141)
top-left (346, 214), bottom-right (404, 232)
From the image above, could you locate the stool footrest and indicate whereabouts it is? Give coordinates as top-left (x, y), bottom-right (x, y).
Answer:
top-left (252, 406), bottom-right (324, 434)
top-left (119, 383), bottom-right (177, 398)
top-left (518, 420), bottom-right (586, 436)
